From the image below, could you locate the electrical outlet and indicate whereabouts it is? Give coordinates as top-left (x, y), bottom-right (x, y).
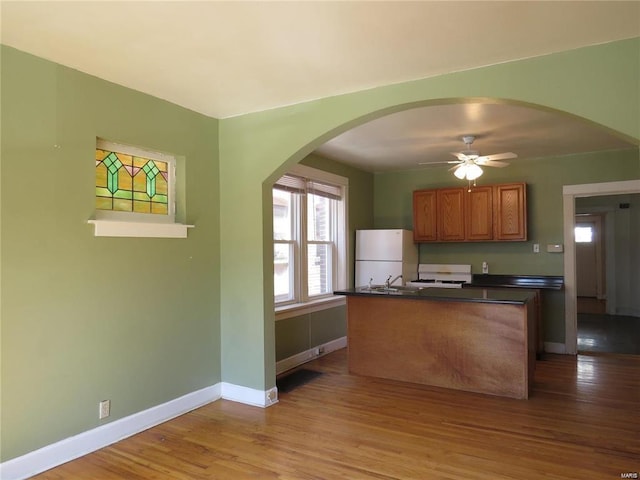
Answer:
top-left (99, 400), bottom-right (110, 419)
top-left (533, 243), bottom-right (540, 253)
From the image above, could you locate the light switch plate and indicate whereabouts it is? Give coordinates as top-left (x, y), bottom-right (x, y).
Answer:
top-left (546, 244), bottom-right (564, 253)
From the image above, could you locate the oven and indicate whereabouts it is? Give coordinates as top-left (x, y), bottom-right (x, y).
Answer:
top-left (406, 264), bottom-right (472, 288)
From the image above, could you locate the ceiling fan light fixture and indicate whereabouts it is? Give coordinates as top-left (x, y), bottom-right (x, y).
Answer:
top-left (466, 163), bottom-right (483, 180)
top-left (453, 162), bottom-right (483, 180)
top-left (453, 164), bottom-right (467, 179)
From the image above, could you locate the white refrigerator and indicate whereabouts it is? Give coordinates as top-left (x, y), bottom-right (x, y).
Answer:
top-left (355, 229), bottom-right (418, 287)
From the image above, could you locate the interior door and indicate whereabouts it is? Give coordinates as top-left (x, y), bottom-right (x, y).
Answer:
top-left (575, 215), bottom-right (604, 298)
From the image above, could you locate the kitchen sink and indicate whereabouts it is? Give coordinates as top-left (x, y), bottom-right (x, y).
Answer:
top-left (391, 285), bottom-right (425, 292)
top-left (363, 285), bottom-right (424, 293)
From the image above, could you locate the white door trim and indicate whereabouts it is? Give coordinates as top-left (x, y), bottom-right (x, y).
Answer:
top-left (563, 179), bottom-right (640, 354)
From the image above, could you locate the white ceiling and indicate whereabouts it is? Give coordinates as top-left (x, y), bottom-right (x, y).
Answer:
top-left (315, 102), bottom-right (637, 172)
top-left (1, 1), bottom-right (639, 172)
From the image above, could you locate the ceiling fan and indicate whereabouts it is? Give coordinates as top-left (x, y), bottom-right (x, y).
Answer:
top-left (421, 135), bottom-right (517, 181)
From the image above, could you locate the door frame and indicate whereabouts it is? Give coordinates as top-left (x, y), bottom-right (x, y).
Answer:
top-left (562, 179), bottom-right (640, 354)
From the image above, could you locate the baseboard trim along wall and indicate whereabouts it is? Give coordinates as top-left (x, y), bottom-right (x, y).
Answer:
top-left (276, 336), bottom-right (348, 375)
top-left (0, 382), bottom-right (278, 480)
top-left (617, 307), bottom-right (640, 318)
top-left (544, 342), bottom-right (568, 354)
top-left (221, 382), bottom-right (279, 408)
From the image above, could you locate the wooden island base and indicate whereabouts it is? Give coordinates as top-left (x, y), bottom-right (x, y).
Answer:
top-left (347, 295), bottom-right (535, 399)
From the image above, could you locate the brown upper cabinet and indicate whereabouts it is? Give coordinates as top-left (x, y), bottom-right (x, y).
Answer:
top-left (413, 182), bottom-right (527, 243)
top-left (437, 188), bottom-right (466, 241)
top-left (466, 185), bottom-right (494, 241)
top-left (412, 190), bottom-right (437, 241)
top-left (494, 183), bottom-right (527, 241)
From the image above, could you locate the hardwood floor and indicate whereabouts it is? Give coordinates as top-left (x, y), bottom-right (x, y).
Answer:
top-left (578, 312), bottom-right (640, 355)
top-left (34, 349), bottom-right (639, 479)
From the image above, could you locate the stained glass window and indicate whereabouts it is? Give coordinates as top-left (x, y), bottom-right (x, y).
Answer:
top-left (95, 143), bottom-right (171, 215)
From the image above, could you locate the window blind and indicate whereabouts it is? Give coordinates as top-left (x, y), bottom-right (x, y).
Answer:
top-left (273, 174), bottom-right (306, 195)
top-left (274, 174), bottom-right (342, 200)
top-left (307, 180), bottom-right (342, 200)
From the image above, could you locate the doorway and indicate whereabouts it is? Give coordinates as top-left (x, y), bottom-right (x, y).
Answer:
top-left (563, 180), bottom-right (640, 355)
top-left (575, 213), bottom-right (606, 314)
top-left (574, 207), bottom-right (638, 354)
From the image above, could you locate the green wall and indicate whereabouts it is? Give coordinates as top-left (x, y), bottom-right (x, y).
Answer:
top-left (373, 148), bottom-right (639, 342)
top-left (374, 149), bottom-right (639, 274)
top-left (276, 306), bottom-right (346, 362)
top-left (1, 47), bottom-right (220, 461)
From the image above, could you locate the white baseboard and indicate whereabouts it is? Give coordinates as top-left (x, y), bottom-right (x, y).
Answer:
top-left (276, 336), bottom-right (347, 375)
top-left (544, 342), bottom-right (568, 354)
top-left (0, 381), bottom-right (279, 480)
top-left (221, 382), bottom-right (279, 408)
top-left (616, 307), bottom-right (640, 318)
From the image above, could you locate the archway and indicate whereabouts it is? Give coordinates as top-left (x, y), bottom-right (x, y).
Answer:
top-left (218, 38), bottom-right (639, 399)
top-left (265, 98), bottom-right (638, 385)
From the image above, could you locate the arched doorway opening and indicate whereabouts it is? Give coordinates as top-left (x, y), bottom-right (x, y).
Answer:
top-left (218, 40), bottom-right (639, 399)
top-left (267, 98), bottom-right (638, 386)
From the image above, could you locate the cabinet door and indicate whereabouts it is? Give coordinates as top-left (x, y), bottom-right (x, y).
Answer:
top-left (413, 190), bottom-right (437, 242)
top-left (437, 188), bottom-right (465, 241)
top-left (495, 183), bottom-right (527, 240)
top-left (466, 186), bottom-right (493, 241)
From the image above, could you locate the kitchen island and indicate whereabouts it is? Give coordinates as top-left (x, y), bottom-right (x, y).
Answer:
top-left (334, 287), bottom-right (536, 399)
top-left (466, 274), bottom-right (563, 356)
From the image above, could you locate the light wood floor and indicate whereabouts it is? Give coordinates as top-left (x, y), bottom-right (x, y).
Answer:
top-left (35, 349), bottom-right (639, 479)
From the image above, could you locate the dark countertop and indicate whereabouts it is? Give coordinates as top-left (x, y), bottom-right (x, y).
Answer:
top-left (334, 287), bottom-right (536, 305)
top-left (467, 274), bottom-right (564, 290)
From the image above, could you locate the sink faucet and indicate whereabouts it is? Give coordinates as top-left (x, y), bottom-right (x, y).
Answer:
top-left (386, 274), bottom-right (402, 288)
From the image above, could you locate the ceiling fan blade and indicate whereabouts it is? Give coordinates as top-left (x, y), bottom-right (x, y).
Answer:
top-left (478, 152), bottom-right (517, 162)
top-left (418, 160), bottom-right (461, 166)
top-left (450, 152), bottom-right (469, 161)
top-left (448, 164), bottom-right (463, 172)
top-left (478, 159), bottom-right (510, 168)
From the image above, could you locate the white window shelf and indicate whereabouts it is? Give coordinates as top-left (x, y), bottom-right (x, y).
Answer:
top-left (88, 219), bottom-right (194, 238)
top-left (275, 295), bottom-right (346, 321)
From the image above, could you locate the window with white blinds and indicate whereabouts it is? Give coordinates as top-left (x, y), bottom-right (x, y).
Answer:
top-left (273, 166), bottom-right (347, 306)
top-left (274, 174), bottom-right (343, 200)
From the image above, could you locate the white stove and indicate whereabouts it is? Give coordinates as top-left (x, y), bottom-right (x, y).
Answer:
top-left (406, 264), bottom-right (472, 289)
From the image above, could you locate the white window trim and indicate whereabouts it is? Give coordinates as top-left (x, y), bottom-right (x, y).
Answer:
top-left (274, 164), bottom-right (348, 313)
top-left (275, 295), bottom-right (346, 321)
top-left (274, 239), bottom-right (297, 303)
top-left (89, 138), bottom-right (193, 238)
